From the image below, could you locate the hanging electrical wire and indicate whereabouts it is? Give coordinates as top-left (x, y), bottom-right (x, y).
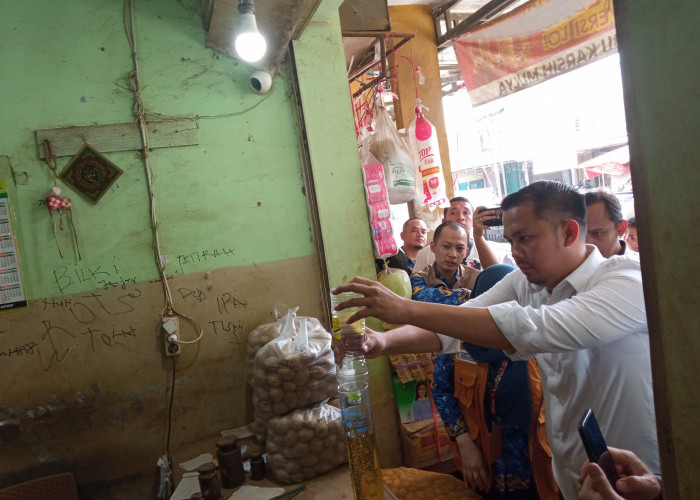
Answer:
top-left (123, 0), bottom-right (204, 344)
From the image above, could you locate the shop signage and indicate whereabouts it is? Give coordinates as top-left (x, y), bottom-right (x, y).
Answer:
top-left (454, 0), bottom-right (617, 106)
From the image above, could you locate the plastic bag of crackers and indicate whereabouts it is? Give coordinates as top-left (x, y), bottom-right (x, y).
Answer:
top-left (389, 353), bottom-right (435, 384)
top-left (266, 400), bottom-right (347, 483)
top-left (382, 467), bottom-right (483, 500)
top-left (251, 317), bottom-right (336, 442)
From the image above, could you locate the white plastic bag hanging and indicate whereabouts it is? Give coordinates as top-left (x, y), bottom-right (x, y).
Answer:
top-left (407, 99), bottom-right (449, 210)
top-left (370, 100), bottom-right (416, 204)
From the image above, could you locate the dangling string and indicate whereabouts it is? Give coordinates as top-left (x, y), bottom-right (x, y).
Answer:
top-left (43, 143), bottom-right (82, 260)
top-left (46, 189), bottom-right (64, 258)
top-left (66, 207), bottom-right (82, 260)
top-left (402, 34), bottom-right (424, 101)
top-left (390, 32), bottom-right (400, 91)
top-left (43, 140), bottom-right (59, 187)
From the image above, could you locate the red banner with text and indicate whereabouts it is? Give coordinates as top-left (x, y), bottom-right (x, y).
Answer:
top-left (454, 0), bottom-right (617, 106)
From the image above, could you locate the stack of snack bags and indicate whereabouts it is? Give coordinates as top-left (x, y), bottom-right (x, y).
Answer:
top-left (248, 312), bottom-right (347, 483)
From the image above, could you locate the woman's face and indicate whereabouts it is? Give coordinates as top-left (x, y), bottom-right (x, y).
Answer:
top-left (417, 384), bottom-right (427, 399)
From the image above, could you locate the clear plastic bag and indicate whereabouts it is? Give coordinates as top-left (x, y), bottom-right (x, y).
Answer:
top-left (370, 105), bottom-right (416, 204)
top-left (251, 317), bottom-right (336, 442)
top-left (246, 305), bottom-right (327, 385)
top-left (246, 304), bottom-right (296, 385)
top-left (377, 263), bottom-right (412, 299)
top-left (266, 401), bottom-right (347, 484)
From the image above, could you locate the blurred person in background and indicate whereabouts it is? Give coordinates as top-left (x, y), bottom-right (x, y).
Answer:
top-left (584, 191), bottom-right (632, 257)
top-left (625, 217), bottom-right (639, 253)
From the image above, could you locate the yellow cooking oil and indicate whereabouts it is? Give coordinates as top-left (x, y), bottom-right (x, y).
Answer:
top-left (346, 430), bottom-right (384, 500)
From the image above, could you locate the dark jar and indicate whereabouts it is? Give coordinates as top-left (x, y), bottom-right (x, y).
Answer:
top-left (249, 454), bottom-right (267, 481)
top-left (197, 461), bottom-right (221, 500)
top-left (216, 436), bottom-right (245, 489)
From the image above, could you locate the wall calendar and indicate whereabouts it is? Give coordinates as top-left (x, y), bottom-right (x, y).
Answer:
top-left (0, 179), bottom-right (27, 311)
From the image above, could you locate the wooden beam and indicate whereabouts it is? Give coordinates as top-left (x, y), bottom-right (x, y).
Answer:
top-left (290, 0), bottom-right (324, 40)
top-left (436, 0), bottom-right (519, 49)
top-left (35, 119), bottom-right (199, 159)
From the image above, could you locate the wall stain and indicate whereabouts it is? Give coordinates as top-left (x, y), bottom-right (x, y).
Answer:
top-left (130, 394), bottom-right (144, 414)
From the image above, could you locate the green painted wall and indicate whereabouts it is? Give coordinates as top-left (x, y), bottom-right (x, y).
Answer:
top-left (0, 0), bottom-right (314, 299)
top-left (0, 0), bottom-right (399, 496)
top-left (292, 1), bottom-right (403, 469)
top-left (614, 1), bottom-right (700, 498)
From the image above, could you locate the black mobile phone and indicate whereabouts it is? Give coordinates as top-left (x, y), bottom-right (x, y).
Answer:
top-left (478, 207), bottom-right (503, 226)
top-left (578, 408), bottom-right (618, 489)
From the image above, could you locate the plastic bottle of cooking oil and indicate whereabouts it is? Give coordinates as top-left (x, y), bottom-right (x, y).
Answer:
top-left (331, 292), bottom-right (366, 355)
top-left (337, 352), bottom-right (384, 500)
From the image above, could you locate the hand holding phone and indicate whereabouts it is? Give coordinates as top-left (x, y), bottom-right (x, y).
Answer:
top-left (578, 409), bottom-right (618, 489)
top-left (476, 207), bottom-right (503, 227)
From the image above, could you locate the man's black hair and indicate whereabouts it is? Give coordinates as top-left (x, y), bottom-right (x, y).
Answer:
top-left (583, 190), bottom-right (624, 224)
top-left (627, 216), bottom-right (637, 228)
top-left (501, 180), bottom-right (587, 232)
top-left (443, 196), bottom-right (473, 218)
top-left (402, 217), bottom-right (425, 232)
top-left (433, 221), bottom-right (467, 242)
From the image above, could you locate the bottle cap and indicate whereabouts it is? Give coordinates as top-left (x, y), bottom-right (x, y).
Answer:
top-left (197, 461), bottom-right (217, 475)
top-left (215, 435), bottom-right (239, 450)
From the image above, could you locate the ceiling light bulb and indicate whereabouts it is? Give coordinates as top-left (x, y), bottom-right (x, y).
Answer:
top-left (235, 2), bottom-right (266, 63)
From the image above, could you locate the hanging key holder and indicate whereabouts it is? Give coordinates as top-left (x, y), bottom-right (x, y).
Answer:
top-left (43, 140), bottom-right (82, 260)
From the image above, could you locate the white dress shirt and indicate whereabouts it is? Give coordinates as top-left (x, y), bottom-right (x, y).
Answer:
top-left (619, 238), bottom-right (640, 259)
top-left (439, 246), bottom-right (658, 500)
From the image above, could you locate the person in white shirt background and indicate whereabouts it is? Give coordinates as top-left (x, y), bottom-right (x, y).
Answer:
top-left (584, 190), bottom-right (634, 257)
top-left (334, 180), bottom-right (659, 500)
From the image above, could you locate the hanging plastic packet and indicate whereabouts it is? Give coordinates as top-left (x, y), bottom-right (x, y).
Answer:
top-left (370, 92), bottom-right (416, 204)
top-left (360, 140), bottom-right (398, 259)
top-left (407, 99), bottom-right (449, 210)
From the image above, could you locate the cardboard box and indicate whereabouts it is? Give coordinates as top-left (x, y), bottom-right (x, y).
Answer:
top-left (399, 416), bottom-right (454, 469)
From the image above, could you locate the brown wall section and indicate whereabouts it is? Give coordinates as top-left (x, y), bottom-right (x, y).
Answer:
top-left (1, 255), bottom-right (325, 497)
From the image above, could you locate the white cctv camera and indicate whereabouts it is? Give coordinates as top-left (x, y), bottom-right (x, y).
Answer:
top-left (250, 70), bottom-right (272, 94)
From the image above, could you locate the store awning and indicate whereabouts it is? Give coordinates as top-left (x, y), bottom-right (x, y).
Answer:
top-left (577, 145), bottom-right (630, 178)
top-left (454, 0), bottom-right (618, 107)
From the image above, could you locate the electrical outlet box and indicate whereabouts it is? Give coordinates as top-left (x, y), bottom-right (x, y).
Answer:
top-left (162, 316), bottom-right (180, 356)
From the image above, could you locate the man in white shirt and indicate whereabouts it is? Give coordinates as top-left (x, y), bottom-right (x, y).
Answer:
top-left (584, 190), bottom-right (633, 257)
top-left (334, 181), bottom-right (658, 499)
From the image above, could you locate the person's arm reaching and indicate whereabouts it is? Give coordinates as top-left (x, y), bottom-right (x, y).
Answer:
top-left (361, 325), bottom-right (441, 358)
top-left (334, 277), bottom-right (513, 352)
top-left (337, 263), bottom-right (646, 357)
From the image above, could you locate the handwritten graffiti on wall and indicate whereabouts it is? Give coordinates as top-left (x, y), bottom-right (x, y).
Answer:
top-left (1, 281), bottom-right (249, 370)
top-left (174, 248), bottom-right (236, 275)
top-left (51, 247), bottom-right (238, 294)
top-left (52, 264), bottom-right (136, 294)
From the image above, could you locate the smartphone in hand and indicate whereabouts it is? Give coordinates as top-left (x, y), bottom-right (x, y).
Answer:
top-left (578, 408), bottom-right (618, 489)
top-left (477, 207), bottom-right (503, 226)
